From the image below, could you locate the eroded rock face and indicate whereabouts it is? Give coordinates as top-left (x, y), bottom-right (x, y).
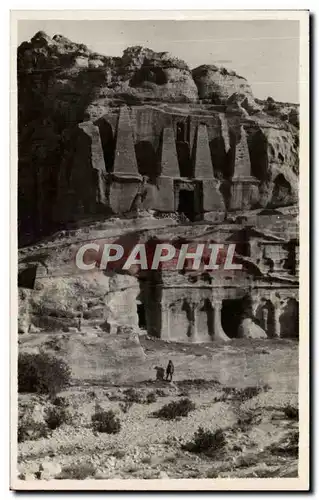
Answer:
top-left (256, 96), bottom-right (300, 128)
top-left (192, 65), bottom-right (255, 105)
top-left (123, 46), bottom-right (199, 104)
top-left (18, 271), bottom-right (140, 334)
top-left (18, 31), bottom-right (299, 246)
top-left (247, 126), bottom-right (299, 207)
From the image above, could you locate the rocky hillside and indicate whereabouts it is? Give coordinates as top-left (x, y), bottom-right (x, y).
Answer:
top-left (18, 31), bottom-right (299, 245)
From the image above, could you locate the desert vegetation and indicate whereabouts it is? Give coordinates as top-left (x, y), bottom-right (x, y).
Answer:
top-left (182, 427), bottom-right (226, 456)
top-left (18, 352), bottom-right (71, 395)
top-left (153, 398), bottom-right (196, 420)
top-left (91, 409), bottom-right (121, 434)
top-left (17, 339), bottom-right (299, 480)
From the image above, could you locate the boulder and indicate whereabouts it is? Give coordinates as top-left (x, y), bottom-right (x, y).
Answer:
top-left (192, 65), bottom-right (255, 106)
top-left (94, 469), bottom-right (111, 479)
top-left (237, 318), bottom-right (267, 339)
top-left (39, 461), bottom-right (62, 480)
top-left (158, 471), bottom-right (169, 479)
top-left (28, 324), bottom-right (41, 333)
top-left (18, 327), bottom-right (146, 381)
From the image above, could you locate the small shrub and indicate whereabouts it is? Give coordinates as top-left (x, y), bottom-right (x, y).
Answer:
top-left (237, 415), bottom-right (253, 428)
top-left (45, 406), bottom-right (71, 430)
top-left (283, 405), bottom-right (299, 420)
top-left (178, 390), bottom-right (190, 398)
top-left (242, 386), bottom-right (262, 400)
top-left (182, 427), bottom-right (226, 456)
top-left (153, 398), bottom-right (195, 420)
top-left (119, 401), bottom-right (133, 413)
top-left (237, 410), bottom-right (262, 430)
top-left (145, 392), bottom-right (157, 404)
top-left (156, 389), bottom-right (166, 397)
top-left (91, 409), bottom-right (121, 434)
top-left (18, 352), bottom-right (71, 396)
top-left (57, 462), bottom-right (96, 480)
top-left (51, 396), bottom-right (69, 408)
top-left (123, 388), bottom-right (142, 403)
top-left (18, 418), bottom-right (50, 443)
top-left (216, 385), bottom-right (268, 403)
top-left (177, 378), bottom-right (221, 390)
top-left (112, 450), bottom-right (126, 459)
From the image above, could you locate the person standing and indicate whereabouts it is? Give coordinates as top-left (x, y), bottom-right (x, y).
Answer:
top-left (166, 360), bottom-right (174, 382)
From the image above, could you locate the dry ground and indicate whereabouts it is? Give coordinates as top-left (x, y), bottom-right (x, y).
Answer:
top-left (17, 336), bottom-right (298, 480)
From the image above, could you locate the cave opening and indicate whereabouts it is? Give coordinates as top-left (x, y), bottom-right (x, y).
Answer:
top-left (221, 298), bottom-right (246, 338)
top-left (137, 302), bottom-right (147, 330)
top-left (18, 266), bottom-right (37, 289)
top-left (269, 174), bottom-right (292, 207)
top-left (280, 299), bottom-right (299, 339)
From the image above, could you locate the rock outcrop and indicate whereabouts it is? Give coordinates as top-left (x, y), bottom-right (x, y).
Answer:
top-left (192, 65), bottom-right (255, 106)
top-left (17, 31), bottom-right (299, 248)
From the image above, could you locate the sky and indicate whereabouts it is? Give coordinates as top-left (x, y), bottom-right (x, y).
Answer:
top-left (18, 20), bottom-right (300, 103)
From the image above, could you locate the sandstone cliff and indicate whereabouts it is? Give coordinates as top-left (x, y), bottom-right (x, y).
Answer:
top-left (18, 31), bottom-right (299, 245)
top-left (18, 212), bottom-right (299, 337)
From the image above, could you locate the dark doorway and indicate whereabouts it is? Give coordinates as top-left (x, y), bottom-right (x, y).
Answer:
top-left (178, 190), bottom-right (196, 221)
top-left (176, 120), bottom-right (192, 177)
top-left (137, 303), bottom-right (147, 330)
top-left (269, 174), bottom-right (292, 207)
top-left (18, 266), bottom-right (37, 289)
top-left (177, 142), bottom-right (192, 177)
top-left (221, 298), bottom-right (245, 338)
top-left (280, 299), bottom-right (299, 339)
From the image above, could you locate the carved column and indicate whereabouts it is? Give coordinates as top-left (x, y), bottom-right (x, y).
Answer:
top-left (213, 300), bottom-right (230, 342)
top-left (229, 126), bottom-right (260, 211)
top-left (160, 303), bottom-right (170, 341)
top-left (188, 303), bottom-right (198, 343)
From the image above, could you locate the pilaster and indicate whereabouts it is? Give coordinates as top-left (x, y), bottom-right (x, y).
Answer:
top-left (213, 300), bottom-right (230, 342)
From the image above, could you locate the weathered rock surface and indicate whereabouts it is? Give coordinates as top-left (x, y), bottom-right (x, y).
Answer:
top-left (245, 124), bottom-right (299, 207)
top-left (18, 329), bottom-right (146, 381)
top-left (192, 65), bottom-right (255, 105)
top-left (18, 269), bottom-right (140, 334)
